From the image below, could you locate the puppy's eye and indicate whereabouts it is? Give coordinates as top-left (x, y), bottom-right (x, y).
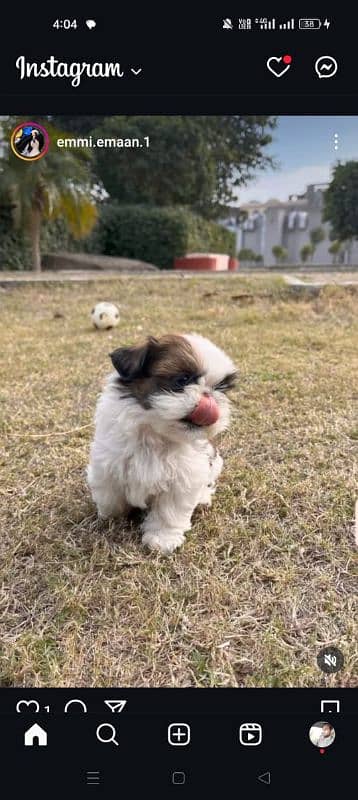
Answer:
top-left (215, 372), bottom-right (238, 392)
top-left (171, 374), bottom-right (198, 391)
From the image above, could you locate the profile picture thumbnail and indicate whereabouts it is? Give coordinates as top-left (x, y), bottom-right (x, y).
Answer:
top-left (309, 721), bottom-right (336, 748)
top-left (10, 122), bottom-right (49, 162)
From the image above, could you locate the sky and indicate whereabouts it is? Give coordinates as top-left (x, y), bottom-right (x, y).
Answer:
top-left (235, 116), bottom-right (358, 204)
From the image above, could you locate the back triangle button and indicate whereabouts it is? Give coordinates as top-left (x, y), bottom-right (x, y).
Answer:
top-left (257, 771), bottom-right (271, 785)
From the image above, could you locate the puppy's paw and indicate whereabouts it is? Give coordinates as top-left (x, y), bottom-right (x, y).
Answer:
top-left (142, 530), bottom-right (185, 555)
top-left (97, 506), bottom-right (112, 520)
top-left (97, 504), bottom-right (121, 520)
top-left (198, 486), bottom-right (215, 506)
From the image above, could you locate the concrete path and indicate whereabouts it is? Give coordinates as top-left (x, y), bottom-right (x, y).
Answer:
top-left (0, 269), bottom-right (358, 288)
top-left (282, 273), bottom-right (358, 291)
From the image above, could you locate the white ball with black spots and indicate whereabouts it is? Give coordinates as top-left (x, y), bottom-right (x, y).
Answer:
top-left (91, 302), bottom-right (120, 330)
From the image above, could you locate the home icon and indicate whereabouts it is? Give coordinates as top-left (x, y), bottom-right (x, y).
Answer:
top-left (24, 723), bottom-right (47, 747)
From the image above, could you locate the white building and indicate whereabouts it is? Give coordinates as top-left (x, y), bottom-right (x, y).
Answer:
top-left (225, 183), bottom-right (358, 266)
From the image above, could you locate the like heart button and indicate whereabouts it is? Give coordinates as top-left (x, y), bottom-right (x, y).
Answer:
top-left (267, 54), bottom-right (292, 77)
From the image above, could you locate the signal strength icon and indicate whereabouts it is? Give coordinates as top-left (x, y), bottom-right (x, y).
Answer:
top-left (255, 17), bottom-right (276, 30)
top-left (279, 18), bottom-right (295, 30)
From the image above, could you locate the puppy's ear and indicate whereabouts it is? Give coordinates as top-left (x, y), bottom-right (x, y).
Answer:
top-left (110, 337), bottom-right (159, 381)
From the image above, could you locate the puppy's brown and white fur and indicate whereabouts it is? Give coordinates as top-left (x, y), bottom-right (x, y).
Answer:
top-left (87, 333), bottom-right (237, 554)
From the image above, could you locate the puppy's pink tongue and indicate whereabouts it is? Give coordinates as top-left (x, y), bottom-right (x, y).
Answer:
top-left (187, 395), bottom-right (220, 426)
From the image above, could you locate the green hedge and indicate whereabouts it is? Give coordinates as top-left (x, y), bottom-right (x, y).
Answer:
top-left (0, 206), bottom-right (73, 270)
top-left (85, 203), bottom-right (236, 268)
top-left (0, 206), bottom-right (27, 269)
top-left (0, 202), bottom-right (235, 270)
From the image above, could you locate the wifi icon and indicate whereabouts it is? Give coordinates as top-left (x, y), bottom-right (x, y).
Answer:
top-left (104, 700), bottom-right (127, 713)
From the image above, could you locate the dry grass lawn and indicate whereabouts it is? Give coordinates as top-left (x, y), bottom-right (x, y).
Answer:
top-left (0, 274), bottom-right (357, 687)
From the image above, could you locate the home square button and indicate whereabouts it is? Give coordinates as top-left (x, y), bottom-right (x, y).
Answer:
top-left (172, 772), bottom-right (186, 785)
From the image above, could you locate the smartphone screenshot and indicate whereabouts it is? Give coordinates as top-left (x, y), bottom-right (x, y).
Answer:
top-left (0, 7), bottom-right (356, 797)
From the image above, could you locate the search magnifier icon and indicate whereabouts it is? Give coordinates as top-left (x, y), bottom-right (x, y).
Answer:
top-left (96, 723), bottom-right (119, 746)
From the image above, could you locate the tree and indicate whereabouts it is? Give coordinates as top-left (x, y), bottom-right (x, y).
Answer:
top-left (238, 248), bottom-right (261, 263)
top-left (272, 245), bottom-right (288, 264)
top-left (323, 161), bottom-right (358, 241)
top-left (309, 226), bottom-right (325, 253)
top-left (0, 119), bottom-right (98, 271)
top-left (328, 240), bottom-right (342, 264)
top-left (90, 116), bottom-right (277, 218)
top-left (300, 244), bottom-right (314, 263)
top-left (49, 116), bottom-right (109, 134)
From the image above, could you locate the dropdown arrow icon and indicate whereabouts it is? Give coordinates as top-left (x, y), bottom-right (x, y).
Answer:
top-left (131, 67), bottom-right (142, 75)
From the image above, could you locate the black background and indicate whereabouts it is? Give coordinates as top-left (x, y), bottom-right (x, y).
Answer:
top-left (0, 8), bottom-right (357, 113)
top-left (1, 688), bottom-right (355, 797)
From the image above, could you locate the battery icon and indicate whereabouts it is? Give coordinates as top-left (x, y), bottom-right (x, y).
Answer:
top-left (299, 18), bottom-right (321, 29)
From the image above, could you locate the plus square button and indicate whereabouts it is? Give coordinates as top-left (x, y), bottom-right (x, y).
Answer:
top-left (168, 723), bottom-right (191, 746)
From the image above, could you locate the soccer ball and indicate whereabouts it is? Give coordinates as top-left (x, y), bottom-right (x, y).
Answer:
top-left (91, 302), bottom-right (120, 330)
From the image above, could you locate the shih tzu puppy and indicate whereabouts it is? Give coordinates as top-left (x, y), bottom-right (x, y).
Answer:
top-left (87, 334), bottom-right (237, 554)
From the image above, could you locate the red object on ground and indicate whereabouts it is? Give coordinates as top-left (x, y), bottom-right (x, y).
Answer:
top-left (228, 257), bottom-right (239, 271)
top-left (187, 395), bottom-right (220, 426)
top-left (174, 253), bottom-right (230, 271)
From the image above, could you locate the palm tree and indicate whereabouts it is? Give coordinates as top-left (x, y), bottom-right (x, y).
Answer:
top-left (0, 119), bottom-right (98, 271)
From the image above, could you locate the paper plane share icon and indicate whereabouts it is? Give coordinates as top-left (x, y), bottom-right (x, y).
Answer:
top-left (104, 700), bottom-right (127, 713)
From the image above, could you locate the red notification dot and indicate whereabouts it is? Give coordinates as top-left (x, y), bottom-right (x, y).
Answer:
top-left (283, 55), bottom-right (292, 64)
top-left (319, 749), bottom-right (325, 755)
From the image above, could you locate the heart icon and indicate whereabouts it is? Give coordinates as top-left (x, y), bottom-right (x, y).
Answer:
top-left (266, 55), bottom-right (292, 78)
top-left (86, 19), bottom-right (96, 30)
